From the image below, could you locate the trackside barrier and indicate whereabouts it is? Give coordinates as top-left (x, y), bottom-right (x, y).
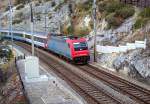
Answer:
top-left (97, 39), bottom-right (146, 54)
top-left (15, 56), bottom-right (31, 104)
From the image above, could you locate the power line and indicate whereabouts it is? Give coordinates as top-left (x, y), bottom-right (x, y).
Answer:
top-left (28, 0), bottom-right (34, 56)
top-left (93, 0), bottom-right (97, 62)
top-left (8, 0), bottom-right (13, 50)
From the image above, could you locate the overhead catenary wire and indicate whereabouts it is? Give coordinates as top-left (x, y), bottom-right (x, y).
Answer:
top-left (93, 0), bottom-right (97, 62)
top-left (8, 0), bottom-right (13, 50)
top-left (27, 0), bottom-right (35, 56)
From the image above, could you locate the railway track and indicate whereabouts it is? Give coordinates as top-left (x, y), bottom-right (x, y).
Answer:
top-left (15, 42), bottom-right (123, 104)
top-left (77, 65), bottom-right (150, 104)
top-left (41, 56), bottom-right (121, 104)
top-left (15, 42), bottom-right (150, 104)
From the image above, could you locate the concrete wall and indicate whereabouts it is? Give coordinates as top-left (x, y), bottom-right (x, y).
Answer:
top-left (97, 39), bottom-right (146, 54)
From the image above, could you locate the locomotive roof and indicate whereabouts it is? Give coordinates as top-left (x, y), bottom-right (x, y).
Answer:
top-left (51, 35), bottom-right (77, 39)
top-left (51, 35), bottom-right (85, 42)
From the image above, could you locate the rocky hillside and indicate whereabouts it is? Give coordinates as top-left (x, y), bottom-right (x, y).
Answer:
top-left (0, 0), bottom-right (136, 35)
top-left (1, 0), bottom-right (149, 36)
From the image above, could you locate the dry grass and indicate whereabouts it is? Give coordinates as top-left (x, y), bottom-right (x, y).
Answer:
top-left (121, 30), bottom-right (146, 43)
top-left (0, 59), bottom-right (14, 73)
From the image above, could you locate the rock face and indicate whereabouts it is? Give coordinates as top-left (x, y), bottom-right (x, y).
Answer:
top-left (97, 53), bottom-right (119, 69)
top-left (134, 58), bottom-right (150, 78)
top-left (2, 0), bottom-right (71, 32)
top-left (86, 6), bottom-right (150, 82)
top-left (112, 49), bottom-right (150, 79)
top-left (113, 55), bottom-right (128, 71)
top-left (1, 0), bottom-right (94, 33)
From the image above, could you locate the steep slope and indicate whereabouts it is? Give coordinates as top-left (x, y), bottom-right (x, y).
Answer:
top-left (1, 0), bottom-right (135, 35)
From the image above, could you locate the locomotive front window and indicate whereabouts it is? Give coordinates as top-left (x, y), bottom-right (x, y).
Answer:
top-left (73, 42), bottom-right (88, 51)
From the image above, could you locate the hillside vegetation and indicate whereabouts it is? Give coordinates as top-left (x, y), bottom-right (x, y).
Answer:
top-left (99, 0), bottom-right (135, 29)
top-left (1, 0), bottom-right (150, 36)
top-left (134, 8), bottom-right (150, 29)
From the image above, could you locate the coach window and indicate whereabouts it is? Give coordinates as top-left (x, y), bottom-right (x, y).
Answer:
top-left (14, 34), bottom-right (23, 37)
top-left (25, 35), bottom-right (31, 39)
top-left (35, 37), bottom-right (45, 43)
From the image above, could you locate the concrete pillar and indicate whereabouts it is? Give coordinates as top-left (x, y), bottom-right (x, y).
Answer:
top-left (25, 56), bottom-right (39, 78)
top-left (25, 56), bottom-right (48, 82)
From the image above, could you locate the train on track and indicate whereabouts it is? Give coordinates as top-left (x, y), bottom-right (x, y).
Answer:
top-left (1, 31), bottom-right (90, 64)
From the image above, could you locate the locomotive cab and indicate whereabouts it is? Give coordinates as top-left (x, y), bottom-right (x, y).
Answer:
top-left (73, 41), bottom-right (90, 63)
top-left (47, 34), bottom-right (90, 64)
top-left (66, 37), bottom-right (90, 64)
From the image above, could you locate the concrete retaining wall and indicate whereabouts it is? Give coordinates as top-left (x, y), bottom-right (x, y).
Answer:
top-left (97, 39), bottom-right (146, 54)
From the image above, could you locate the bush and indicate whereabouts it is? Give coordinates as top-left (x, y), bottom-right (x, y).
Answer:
top-left (67, 25), bottom-right (74, 34)
top-left (51, 1), bottom-right (56, 7)
top-left (7, 50), bottom-right (13, 61)
top-left (14, 0), bottom-right (25, 6)
top-left (0, 68), bottom-right (7, 83)
top-left (75, 28), bottom-right (90, 37)
top-left (134, 18), bottom-right (149, 29)
top-left (15, 12), bottom-right (24, 19)
top-left (82, 1), bottom-right (92, 11)
top-left (16, 4), bottom-right (24, 10)
top-left (100, 0), bottom-right (135, 28)
top-left (134, 8), bottom-right (150, 29)
top-left (98, 2), bottom-right (107, 12)
top-left (106, 1), bottom-right (125, 13)
top-left (5, 6), bottom-right (9, 11)
top-left (140, 8), bottom-right (150, 18)
top-left (89, 20), bottom-right (93, 29)
top-left (106, 13), bottom-right (123, 28)
top-left (13, 19), bottom-right (22, 24)
top-left (115, 6), bottom-right (135, 19)
top-left (77, 1), bottom-right (92, 12)
top-left (0, 47), bottom-right (13, 60)
top-left (62, 25), bottom-right (74, 35)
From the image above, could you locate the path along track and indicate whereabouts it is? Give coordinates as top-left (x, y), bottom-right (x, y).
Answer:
top-left (15, 42), bottom-right (150, 104)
